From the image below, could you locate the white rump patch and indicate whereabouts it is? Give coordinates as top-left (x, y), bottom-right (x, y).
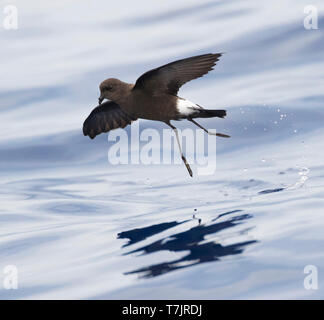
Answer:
top-left (176, 98), bottom-right (198, 116)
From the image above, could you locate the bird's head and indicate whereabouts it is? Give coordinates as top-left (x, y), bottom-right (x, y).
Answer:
top-left (98, 78), bottom-right (128, 105)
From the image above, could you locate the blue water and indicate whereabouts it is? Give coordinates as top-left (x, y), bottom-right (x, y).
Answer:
top-left (1, 0), bottom-right (324, 299)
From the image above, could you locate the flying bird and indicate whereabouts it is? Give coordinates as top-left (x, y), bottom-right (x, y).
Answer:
top-left (83, 53), bottom-right (229, 177)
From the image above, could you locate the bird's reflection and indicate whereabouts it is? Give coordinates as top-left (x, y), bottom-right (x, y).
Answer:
top-left (117, 210), bottom-right (257, 278)
top-left (118, 220), bottom-right (189, 248)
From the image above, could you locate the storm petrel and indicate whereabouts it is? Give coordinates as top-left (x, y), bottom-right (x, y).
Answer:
top-left (83, 53), bottom-right (229, 177)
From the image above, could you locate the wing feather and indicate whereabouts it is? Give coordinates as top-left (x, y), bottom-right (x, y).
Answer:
top-left (133, 53), bottom-right (222, 95)
top-left (83, 101), bottom-right (137, 139)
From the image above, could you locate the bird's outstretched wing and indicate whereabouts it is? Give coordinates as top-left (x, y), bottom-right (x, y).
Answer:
top-left (133, 53), bottom-right (222, 96)
top-left (83, 101), bottom-right (137, 139)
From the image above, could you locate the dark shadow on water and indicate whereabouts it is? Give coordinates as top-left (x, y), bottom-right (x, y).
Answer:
top-left (118, 220), bottom-right (189, 248)
top-left (118, 210), bottom-right (257, 278)
top-left (258, 188), bottom-right (285, 195)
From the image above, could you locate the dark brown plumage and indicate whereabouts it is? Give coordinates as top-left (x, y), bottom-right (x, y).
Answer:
top-left (83, 53), bottom-right (229, 176)
top-left (133, 53), bottom-right (222, 95)
top-left (83, 101), bottom-right (137, 139)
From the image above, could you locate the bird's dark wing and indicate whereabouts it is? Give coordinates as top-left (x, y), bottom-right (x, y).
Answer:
top-left (133, 53), bottom-right (222, 96)
top-left (83, 101), bottom-right (137, 139)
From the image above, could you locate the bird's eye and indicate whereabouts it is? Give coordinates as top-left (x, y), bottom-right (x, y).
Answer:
top-left (105, 85), bottom-right (113, 91)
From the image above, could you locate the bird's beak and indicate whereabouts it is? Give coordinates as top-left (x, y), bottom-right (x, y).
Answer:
top-left (98, 96), bottom-right (104, 105)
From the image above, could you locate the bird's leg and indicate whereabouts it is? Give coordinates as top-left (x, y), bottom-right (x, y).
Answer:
top-left (166, 122), bottom-right (193, 177)
top-left (188, 118), bottom-right (230, 138)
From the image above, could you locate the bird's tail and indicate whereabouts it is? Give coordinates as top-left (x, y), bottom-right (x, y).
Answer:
top-left (192, 109), bottom-right (226, 119)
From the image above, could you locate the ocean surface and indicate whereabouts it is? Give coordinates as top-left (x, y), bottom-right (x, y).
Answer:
top-left (1, 0), bottom-right (324, 299)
